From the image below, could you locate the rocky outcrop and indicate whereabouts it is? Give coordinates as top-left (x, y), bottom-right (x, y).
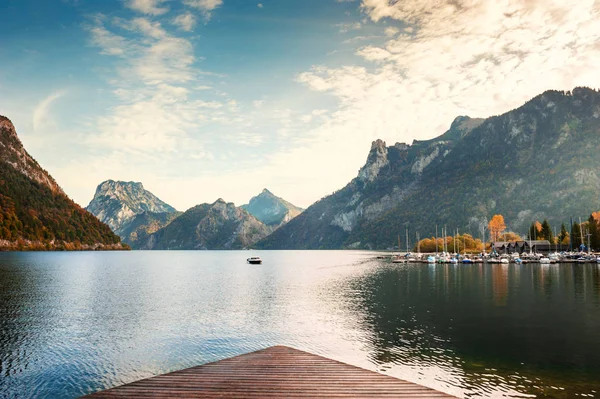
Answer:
top-left (0, 116), bottom-right (64, 194)
top-left (241, 189), bottom-right (303, 227)
top-left (257, 87), bottom-right (600, 249)
top-left (86, 180), bottom-right (177, 238)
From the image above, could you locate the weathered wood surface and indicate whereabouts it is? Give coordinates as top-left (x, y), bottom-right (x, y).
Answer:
top-left (82, 345), bottom-right (457, 398)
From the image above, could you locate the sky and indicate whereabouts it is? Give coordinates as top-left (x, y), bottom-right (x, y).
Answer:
top-left (1, 0), bottom-right (600, 211)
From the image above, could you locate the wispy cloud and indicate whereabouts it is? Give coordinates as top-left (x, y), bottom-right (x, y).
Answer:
top-left (33, 90), bottom-right (67, 132)
top-left (173, 12), bottom-right (196, 31)
top-left (183, 0), bottom-right (223, 20)
top-left (125, 0), bottom-right (169, 16)
top-left (335, 22), bottom-right (362, 33)
top-left (86, 14), bottom-right (215, 156)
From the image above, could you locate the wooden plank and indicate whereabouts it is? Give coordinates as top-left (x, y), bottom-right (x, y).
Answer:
top-left (82, 345), bottom-right (456, 398)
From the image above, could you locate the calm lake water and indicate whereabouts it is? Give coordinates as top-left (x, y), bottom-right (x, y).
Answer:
top-left (1, 251), bottom-right (599, 398)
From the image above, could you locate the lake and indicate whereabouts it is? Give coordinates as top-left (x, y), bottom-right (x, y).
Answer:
top-left (1, 251), bottom-right (599, 398)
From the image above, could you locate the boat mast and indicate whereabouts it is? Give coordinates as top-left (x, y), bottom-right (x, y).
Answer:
top-left (435, 225), bottom-right (438, 256)
top-left (579, 217), bottom-right (584, 252)
top-left (406, 228), bottom-right (409, 254)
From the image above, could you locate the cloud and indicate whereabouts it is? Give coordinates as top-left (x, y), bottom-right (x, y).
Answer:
top-left (33, 90), bottom-right (67, 132)
top-left (173, 12), bottom-right (196, 31)
top-left (296, 0), bottom-right (600, 148)
top-left (125, 0), bottom-right (169, 15)
top-left (88, 24), bottom-right (129, 56)
top-left (383, 26), bottom-right (398, 37)
top-left (183, 0), bottom-right (223, 19)
top-left (257, 3), bottom-right (263, 8)
top-left (335, 22), bottom-right (362, 33)
top-left (85, 15), bottom-right (220, 157)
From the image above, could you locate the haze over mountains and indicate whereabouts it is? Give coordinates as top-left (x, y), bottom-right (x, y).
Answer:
top-left (2, 87), bottom-right (600, 251)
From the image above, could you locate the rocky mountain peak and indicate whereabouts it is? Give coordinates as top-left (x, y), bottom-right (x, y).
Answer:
top-left (86, 180), bottom-right (177, 234)
top-left (95, 180), bottom-right (145, 195)
top-left (0, 115), bottom-right (64, 195)
top-left (358, 139), bottom-right (389, 183)
top-left (241, 188), bottom-right (303, 227)
top-left (257, 86), bottom-right (600, 250)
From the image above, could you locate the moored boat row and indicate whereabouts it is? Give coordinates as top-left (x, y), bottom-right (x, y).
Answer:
top-left (386, 252), bottom-right (600, 264)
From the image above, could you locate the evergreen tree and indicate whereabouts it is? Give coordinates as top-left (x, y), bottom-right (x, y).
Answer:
top-left (527, 222), bottom-right (541, 240)
top-left (571, 221), bottom-right (582, 250)
top-left (559, 223), bottom-right (569, 249)
top-left (541, 220), bottom-right (553, 243)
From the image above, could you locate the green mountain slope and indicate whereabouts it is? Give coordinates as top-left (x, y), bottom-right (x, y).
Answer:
top-left (0, 116), bottom-right (124, 250)
top-left (142, 199), bottom-right (271, 250)
top-left (120, 211), bottom-right (182, 249)
top-left (257, 87), bottom-right (600, 249)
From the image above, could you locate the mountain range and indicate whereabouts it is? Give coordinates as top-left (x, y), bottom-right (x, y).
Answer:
top-left (86, 181), bottom-right (303, 249)
top-left (3, 86), bottom-right (599, 251)
top-left (257, 87), bottom-right (600, 249)
top-left (0, 116), bottom-right (124, 250)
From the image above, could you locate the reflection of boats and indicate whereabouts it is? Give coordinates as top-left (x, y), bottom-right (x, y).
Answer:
top-left (391, 255), bottom-right (406, 263)
top-left (247, 257), bottom-right (262, 264)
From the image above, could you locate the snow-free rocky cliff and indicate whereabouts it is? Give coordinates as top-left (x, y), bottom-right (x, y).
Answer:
top-left (86, 180), bottom-right (178, 240)
top-left (241, 189), bottom-right (303, 227)
top-left (257, 87), bottom-right (600, 249)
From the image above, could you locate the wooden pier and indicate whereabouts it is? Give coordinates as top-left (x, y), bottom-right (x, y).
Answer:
top-left (82, 345), bottom-right (456, 398)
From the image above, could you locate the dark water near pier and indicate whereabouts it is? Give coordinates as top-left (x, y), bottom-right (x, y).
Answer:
top-left (1, 251), bottom-right (599, 398)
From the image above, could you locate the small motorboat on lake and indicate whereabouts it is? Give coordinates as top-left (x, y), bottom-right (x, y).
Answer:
top-left (247, 256), bottom-right (262, 264)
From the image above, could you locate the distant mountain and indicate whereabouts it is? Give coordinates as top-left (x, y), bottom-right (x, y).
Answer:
top-left (86, 180), bottom-right (178, 244)
top-left (141, 199), bottom-right (271, 250)
top-left (120, 211), bottom-right (182, 249)
top-left (0, 116), bottom-right (124, 250)
top-left (241, 189), bottom-right (303, 227)
top-left (257, 87), bottom-right (600, 249)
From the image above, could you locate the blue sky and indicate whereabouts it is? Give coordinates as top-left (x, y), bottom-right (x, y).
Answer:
top-left (1, 0), bottom-right (599, 210)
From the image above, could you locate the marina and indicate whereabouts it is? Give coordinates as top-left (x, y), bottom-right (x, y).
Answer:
top-left (385, 251), bottom-right (600, 264)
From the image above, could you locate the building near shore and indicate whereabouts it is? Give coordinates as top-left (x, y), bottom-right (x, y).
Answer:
top-left (493, 240), bottom-right (553, 254)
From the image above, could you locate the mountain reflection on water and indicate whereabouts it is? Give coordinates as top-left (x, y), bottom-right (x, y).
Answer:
top-left (0, 251), bottom-right (599, 399)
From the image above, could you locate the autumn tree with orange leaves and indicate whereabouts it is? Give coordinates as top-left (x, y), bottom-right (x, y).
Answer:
top-left (488, 215), bottom-right (506, 242)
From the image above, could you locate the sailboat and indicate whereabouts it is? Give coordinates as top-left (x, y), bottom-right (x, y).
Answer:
top-left (392, 235), bottom-right (406, 263)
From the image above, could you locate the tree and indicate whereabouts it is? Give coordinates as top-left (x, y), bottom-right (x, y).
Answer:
top-left (541, 220), bottom-right (553, 243)
top-left (502, 232), bottom-right (522, 242)
top-left (571, 221), bottom-right (582, 250)
top-left (488, 215), bottom-right (506, 242)
top-left (527, 222), bottom-right (541, 240)
top-left (559, 224), bottom-right (569, 248)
